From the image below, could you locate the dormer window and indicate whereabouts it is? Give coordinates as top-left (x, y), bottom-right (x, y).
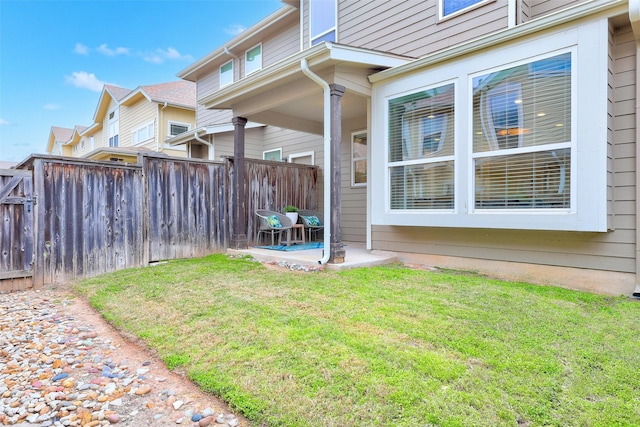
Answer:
top-left (245, 44), bottom-right (262, 76)
top-left (310, 0), bottom-right (336, 46)
top-left (220, 60), bottom-right (233, 88)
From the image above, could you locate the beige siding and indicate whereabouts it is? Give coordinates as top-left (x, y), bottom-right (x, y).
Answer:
top-left (263, 23), bottom-right (300, 69)
top-left (160, 106), bottom-right (196, 142)
top-left (120, 99), bottom-right (157, 148)
top-left (529, 0), bottom-right (587, 20)
top-left (212, 127), bottom-right (266, 160)
top-left (372, 18), bottom-right (637, 275)
top-left (338, 0), bottom-right (508, 58)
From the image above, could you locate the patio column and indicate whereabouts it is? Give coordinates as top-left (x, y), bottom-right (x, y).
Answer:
top-left (231, 116), bottom-right (248, 250)
top-left (329, 84), bottom-right (346, 263)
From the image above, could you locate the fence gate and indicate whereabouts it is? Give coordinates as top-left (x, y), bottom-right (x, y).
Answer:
top-left (0, 169), bottom-right (34, 291)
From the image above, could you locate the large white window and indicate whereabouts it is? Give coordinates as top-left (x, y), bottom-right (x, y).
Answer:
top-left (440, 0), bottom-right (491, 19)
top-left (388, 83), bottom-right (455, 209)
top-left (220, 60), bottom-right (233, 88)
top-left (132, 121), bottom-right (154, 145)
top-left (245, 44), bottom-right (262, 76)
top-left (472, 53), bottom-right (572, 210)
top-left (310, 0), bottom-right (336, 46)
top-left (373, 21), bottom-right (608, 231)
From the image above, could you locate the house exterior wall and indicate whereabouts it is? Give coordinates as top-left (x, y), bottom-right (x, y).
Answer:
top-left (369, 14), bottom-right (636, 295)
top-left (340, 0), bottom-right (507, 58)
top-left (120, 98), bottom-right (157, 148)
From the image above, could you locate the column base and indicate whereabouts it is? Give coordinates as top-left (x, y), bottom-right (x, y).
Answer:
top-left (230, 234), bottom-right (248, 250)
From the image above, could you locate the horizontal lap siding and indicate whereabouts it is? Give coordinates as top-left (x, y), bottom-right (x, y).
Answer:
top-left (339, 0), bottom-right (508, 58)
top-left (120, 100), bottom-right (156, 148)
top-left (341, 120), bottom-right (367, 243)
top-left (263, 24), bottom-right (299, 68)
top-left (372, 20), bottom-right (637, 274)
top-left (529, 0), bottom-right (587, 20)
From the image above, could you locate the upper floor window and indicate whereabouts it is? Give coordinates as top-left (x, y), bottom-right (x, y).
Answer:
top-left (310, 0), bottom-right (336, 46)
top-left (245, 44), bottom-right (262, 76)
top-left (263, 148), bottom-right (282, 161)
top-left (132, 121), bottom-right (154, 145)
top-left (220, 60), bottom-right (233, 88)
top-left (169, 122), bottom-right (190, 137)
top-left (108, 108), bottom-right (119, 148)
top-left (440, 0), bottom-right (491, 19)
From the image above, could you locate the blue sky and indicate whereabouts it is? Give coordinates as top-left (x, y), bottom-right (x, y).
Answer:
top-left (0, 0), bottom-right (283, 163)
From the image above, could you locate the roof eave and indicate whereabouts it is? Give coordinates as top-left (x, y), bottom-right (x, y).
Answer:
top-left (200, 43), bottom-right (411, 109)
top-left (177, 5), bottom-right (299, 81)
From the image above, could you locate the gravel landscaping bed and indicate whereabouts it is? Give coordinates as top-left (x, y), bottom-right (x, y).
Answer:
top-left (0, 287), bottom-right (247, 427)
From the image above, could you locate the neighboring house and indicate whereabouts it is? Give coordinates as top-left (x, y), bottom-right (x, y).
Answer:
top-left (47, 81), bottom-right (196, 163)
top-left (180, 0), bottom-right (639, 296)
top-left (46, 126), bottom-right (74, 157)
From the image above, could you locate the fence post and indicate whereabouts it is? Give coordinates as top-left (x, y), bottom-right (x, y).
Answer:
top-left (231, 117), bottom-right (248, 249)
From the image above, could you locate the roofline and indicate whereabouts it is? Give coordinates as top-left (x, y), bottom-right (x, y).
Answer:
top-left (79, 122), bottom-right (102, 136)
top-left (370, 0), bottom-right (628, 83)
top-left (199, 42), bottom-right (412, 109)
top-left (177, 5), bottom-right (298, 81)
top-left (166, 122), bottom-right (265, 146)
top-left (120, 86), bottom-right (196, 110)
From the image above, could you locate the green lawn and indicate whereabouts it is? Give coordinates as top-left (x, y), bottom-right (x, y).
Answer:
top-left (74, 254), bottom-right (640, 427)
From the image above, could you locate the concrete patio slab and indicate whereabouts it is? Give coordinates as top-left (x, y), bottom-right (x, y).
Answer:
top-left (227, 242), bottom-right (398, 271)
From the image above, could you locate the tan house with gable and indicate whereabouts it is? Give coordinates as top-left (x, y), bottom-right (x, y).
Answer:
top-left (47, 81), bottom-right (195, 163)
top-left (176, 0), bottom-right (640, 296)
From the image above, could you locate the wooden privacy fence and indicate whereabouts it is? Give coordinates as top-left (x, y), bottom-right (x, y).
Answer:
top-left (1, 153), bottom-right (316, 290)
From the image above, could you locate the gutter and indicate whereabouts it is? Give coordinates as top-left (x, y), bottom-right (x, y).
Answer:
top-left (629, 0), bottom-right (640, 297)
top-left (300, 58), bottom-right (331, 265)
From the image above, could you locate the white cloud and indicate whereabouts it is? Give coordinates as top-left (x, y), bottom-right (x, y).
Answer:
top-left (143, 47), bottom-right (192, 64)
top-left (97, 43), bottom-right (130, 57)
top-left (65, 71), bottom-right (106, 92)
top-left (224, 24), bottom-right (246, 36)
top-left (0, 118), bottom-right (10, 125)
top-left (43, 103), bottom-right (63, 111)
top-left (74, 43), bottom-right (89, 55)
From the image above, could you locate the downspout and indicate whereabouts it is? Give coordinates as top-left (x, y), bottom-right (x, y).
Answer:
top-left (300, 58), bottom-right (331, 265)
top-left (158, 102), bottom-right (168, 152)
top-left (193, 131), bottom-right (214, 160)
top-left (630, 0), bottom-right (640, 297)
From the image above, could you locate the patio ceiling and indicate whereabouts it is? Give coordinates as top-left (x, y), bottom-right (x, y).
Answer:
top-left (200, 43), bottom-right (412, 135)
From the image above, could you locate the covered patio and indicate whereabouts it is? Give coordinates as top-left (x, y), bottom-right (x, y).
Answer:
top-left (199, 42), bottom-right (410, 264)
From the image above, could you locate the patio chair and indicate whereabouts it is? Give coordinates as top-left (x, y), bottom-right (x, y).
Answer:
top-left (298, 209), bottom-right (324, 242)
top-left (255, 210), bottom-right (293, 247)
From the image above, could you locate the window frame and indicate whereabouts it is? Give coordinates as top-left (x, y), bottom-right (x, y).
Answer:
top-left (168, 121), bottom-right (191, 137)
top-left (388, 81), bottom-right (457, 211)
top-left (220, 60), bottom-right (234, 88)
top-left (263, 148), bottom-right (282, 162)
top-left (351, 130), bottom-right (368, 187)
top-left (310, 0), bottom-right (337, 46)
top-left (108, 108), bottom-right (119, 148)
top-left (245, 44), bottom-right (262, 76)
top-left (438, 0), bottom-right (494, 20)
top-left (372, 21), bottom-right (608, 232)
